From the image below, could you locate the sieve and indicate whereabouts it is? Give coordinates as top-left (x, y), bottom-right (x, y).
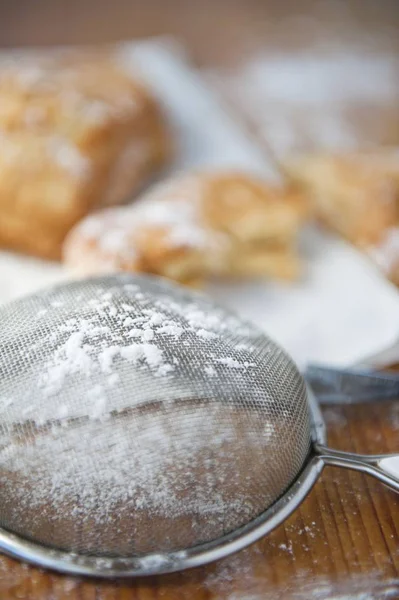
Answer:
top-left (0, 273), bottom-right (397, 577)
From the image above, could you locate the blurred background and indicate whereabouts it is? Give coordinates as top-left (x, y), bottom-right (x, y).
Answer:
top-left (2, 0), bottom-right (399, 62)
top-left (2, 0), bottom-right (398, 151)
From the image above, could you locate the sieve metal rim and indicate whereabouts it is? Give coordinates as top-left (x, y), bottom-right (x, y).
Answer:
top-left (0, 389), bottom-right (325, 577)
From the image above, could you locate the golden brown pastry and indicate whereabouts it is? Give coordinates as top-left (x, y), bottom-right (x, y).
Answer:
top-left (0, 50), bottom-right (170, 259)
top-left (285, 151), bottom-right (399, 284)
top-left (63, 171), bottom-right (307, 285)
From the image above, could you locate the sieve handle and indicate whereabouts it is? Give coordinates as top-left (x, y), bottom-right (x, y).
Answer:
top-left (315, 444), bottom-right (399, 493)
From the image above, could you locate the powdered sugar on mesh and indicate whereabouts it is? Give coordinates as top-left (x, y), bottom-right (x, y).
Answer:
top-left (3, 279), bottom-right (259, 425)
top-left (216, 357), bottom-right (256, 370)
top-left (0, 402), bottom-right (273, 552)
top-left (0, 278), bottom-right (291, 553)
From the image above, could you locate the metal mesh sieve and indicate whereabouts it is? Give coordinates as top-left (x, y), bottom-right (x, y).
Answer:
top-left (0, 274), bottom-right (311, 559)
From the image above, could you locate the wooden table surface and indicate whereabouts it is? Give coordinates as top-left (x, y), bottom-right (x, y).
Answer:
top-left (0, 1), bottom-right (398, 598)
top-left (0, 401), bottom-right (398, 599)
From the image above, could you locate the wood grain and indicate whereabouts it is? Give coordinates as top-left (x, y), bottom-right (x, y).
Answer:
top-left (0, 1), bottom-right (398, 598)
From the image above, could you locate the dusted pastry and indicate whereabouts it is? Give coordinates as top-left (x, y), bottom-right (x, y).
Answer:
top-left (285, 151), bottom-right (399, 284)
top-left (0, 50), bottom-right (170, 259)
top-left (63, 171), bottom-right (307, 285)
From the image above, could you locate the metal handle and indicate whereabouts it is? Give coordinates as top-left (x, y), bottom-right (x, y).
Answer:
top-left (315, 444), bottom-right (399, 493)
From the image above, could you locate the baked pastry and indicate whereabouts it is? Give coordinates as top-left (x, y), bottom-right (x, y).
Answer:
top-left (285, 151), bottom-right (399, 283)
top-left (0, 50), bottom-right (170, 259)
top-left (63, 171), bottom-right (307, 285)
top-left (285, 152), bottom-right (399, 246)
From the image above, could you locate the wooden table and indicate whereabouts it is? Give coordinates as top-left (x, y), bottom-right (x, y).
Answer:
top-left (0, 1), bottom-right (398, 598)
top-left (0, 401), bottom-right (398, 599)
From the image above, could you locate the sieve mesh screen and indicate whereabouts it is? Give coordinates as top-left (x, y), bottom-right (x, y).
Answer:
top-left (0, 274), bottom-right (311, 557)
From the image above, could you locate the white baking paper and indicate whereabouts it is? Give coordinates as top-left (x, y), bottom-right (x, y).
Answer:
top-left (1, 38), bottom-right (399, 367)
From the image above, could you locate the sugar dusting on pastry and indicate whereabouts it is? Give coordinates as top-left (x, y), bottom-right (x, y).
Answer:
top-left (80, 175), bottom-right (213, 254)
top-left (0, 55), bottom-right (141, 124)
top-left (47, 136), bottom-right (91, 179)
top-left (64, 171), bottom-right (304, 283)
top-left (0, 49), bottom-right (170, 260)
